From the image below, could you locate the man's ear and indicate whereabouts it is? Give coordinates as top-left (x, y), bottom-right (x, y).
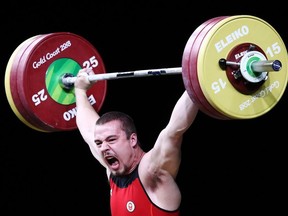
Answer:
top-left (130, 133), bottom-right (138, 147)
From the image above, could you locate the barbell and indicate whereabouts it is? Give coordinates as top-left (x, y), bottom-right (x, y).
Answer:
top-left (4, 15), bottom-right (288, 132)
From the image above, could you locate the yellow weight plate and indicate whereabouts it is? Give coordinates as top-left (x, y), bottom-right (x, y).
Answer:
top-left (197, 15), bottom-right (288, 119)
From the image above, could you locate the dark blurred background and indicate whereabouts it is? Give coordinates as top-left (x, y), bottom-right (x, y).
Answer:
top-left (1, 1), bottom-right (287, 215)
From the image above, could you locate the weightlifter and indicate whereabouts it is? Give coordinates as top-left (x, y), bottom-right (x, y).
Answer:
top-left (74, 68), bottom-right (199, 216)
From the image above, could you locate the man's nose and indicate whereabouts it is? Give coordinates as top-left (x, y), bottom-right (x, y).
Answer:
top-left (100, 142), bottom-right (110, 151)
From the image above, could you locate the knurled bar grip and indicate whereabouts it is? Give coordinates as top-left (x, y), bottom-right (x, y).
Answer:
top-left (61, 67), bottom-right (182, 86)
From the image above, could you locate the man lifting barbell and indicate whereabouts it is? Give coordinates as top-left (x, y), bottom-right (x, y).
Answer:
top-left (74, 67), bottom-right (199, 216)
top-left (69, 15), bottom-right (288, 216)
top-left (3, 14), bottom-right (288, 215)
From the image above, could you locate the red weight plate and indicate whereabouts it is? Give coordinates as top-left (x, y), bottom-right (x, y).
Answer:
top-left (225, 43), bottom-right (266, 94)
top-left (7, 34), bottom-right (54, 132)
top-left (16, 32), bottom-right (107, 131)
top-left (182, 16), bottom-right (223, 119)
top-left (182, 16), bottom-right (230, 119)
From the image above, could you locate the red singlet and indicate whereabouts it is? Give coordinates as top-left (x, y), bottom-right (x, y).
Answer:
top-left (109, 166), bottom-right (180, 216)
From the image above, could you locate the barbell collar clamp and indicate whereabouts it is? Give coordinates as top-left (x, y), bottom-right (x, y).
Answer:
top-left (219, 58), bottom-right (240, 70)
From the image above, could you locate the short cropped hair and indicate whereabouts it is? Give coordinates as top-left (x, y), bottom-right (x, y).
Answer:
top-left (96, 111), bottom-right (137, 140)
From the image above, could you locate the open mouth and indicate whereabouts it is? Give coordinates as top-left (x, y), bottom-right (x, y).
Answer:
top-left (105, 156), bottom-right (119, 167)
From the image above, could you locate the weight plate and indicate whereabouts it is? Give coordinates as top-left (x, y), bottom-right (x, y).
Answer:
top-left (197, 15), bottom-right (287, 119)
top-left (182, 16), bottom-right (230, 119)
top-left (15, 32), bottom-right (107, 131)
top-left (5, 35), bottom-right (50, 132)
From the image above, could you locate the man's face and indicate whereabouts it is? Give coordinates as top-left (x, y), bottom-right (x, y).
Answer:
top-left (94, 120), bottom-right (135, 175)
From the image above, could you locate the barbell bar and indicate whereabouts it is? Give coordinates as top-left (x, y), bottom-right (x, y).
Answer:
top-left (61, 59), bottom-right (281, 88)
top-left (4, 15), bottom-right (288, 132)
top-left (60, 67), bottom-right (183, 89)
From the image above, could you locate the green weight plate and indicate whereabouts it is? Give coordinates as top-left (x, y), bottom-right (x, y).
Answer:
top-left (45, 58), bottom-right (81, 105)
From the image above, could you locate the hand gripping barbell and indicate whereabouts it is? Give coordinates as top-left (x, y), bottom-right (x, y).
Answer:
top-left (4, 15), bottom-right (288, 132)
